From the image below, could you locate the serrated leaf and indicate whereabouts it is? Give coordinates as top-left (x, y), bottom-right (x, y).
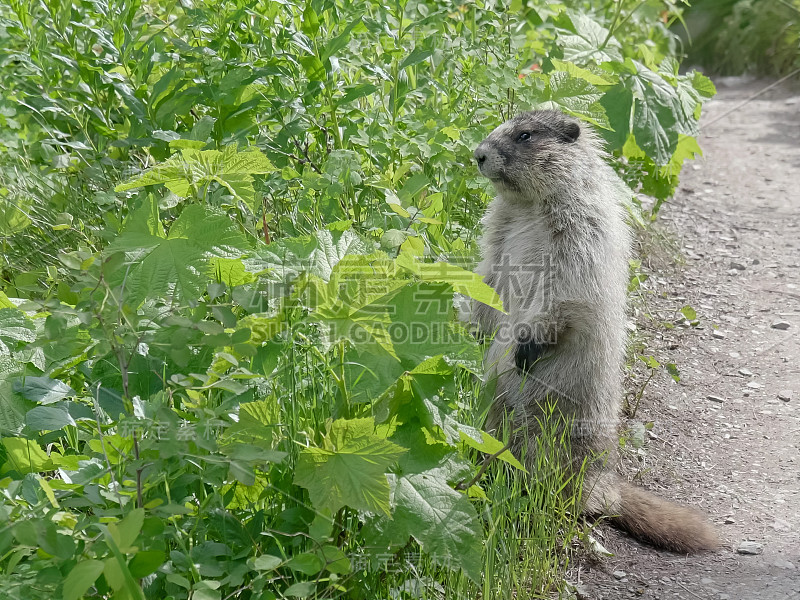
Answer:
top-left (107, 205), bottom-right (248, 305)
top-left (380, 473), bottom-right (483, 582)
top-left (558, 11), bottom-right (622, 64)
top-left (115, 146), bottom-right (273, 211)
top-left (396, 253), bottom-right (504, 311)
top-left (294, 417), bottom-right (406, 516)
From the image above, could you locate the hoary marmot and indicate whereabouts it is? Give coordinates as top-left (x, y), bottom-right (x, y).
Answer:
top-left (466, 109), bottom-right (718, 553)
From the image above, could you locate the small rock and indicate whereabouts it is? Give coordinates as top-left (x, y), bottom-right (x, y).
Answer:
top-left (771, 320), bottom-right (791, 330)
top-left (729, 261), bottom-right (746, 270)
top-left (746, 381), bottom-right (763, 389)
top-left (778, 390), bottom-right (793, 402)
top-left (737, 541), bottom-right (763, 555)
top-left (613, 570), bottom-right (627, 580)
top-left (700, 577), bottom-right (713, 584)
top-left (711, 330), bottom-right (726, 339)
top-left (707, 394), bottom-right (725, 403)
top-left (724, 517), bottom-right (735, 524)
top-left (738, 368), bottom-right (753, 376)
top-left (773, 559), bottom-right (795, 570)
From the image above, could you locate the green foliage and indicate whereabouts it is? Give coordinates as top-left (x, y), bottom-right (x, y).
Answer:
top-left (0, 0), bottom-right (711, 598)
top-left (681, 0), bottom-right (800, 75)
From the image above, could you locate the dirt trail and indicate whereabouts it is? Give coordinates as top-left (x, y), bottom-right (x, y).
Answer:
top-left (578, 77), bottom-right (800, 599)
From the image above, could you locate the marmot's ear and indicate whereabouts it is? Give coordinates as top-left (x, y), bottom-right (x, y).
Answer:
top-left (564, 122), bottom-right (580, 143)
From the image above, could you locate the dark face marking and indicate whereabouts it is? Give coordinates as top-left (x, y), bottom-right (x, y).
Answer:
top-left (474, 110), bottom-right (582, 192)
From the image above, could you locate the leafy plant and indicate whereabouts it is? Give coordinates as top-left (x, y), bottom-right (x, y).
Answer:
top-left (0, 0), bottom-right (713, 598)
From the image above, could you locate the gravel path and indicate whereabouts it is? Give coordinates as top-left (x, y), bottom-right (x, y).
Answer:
top-left (576, 76), bottom-right (800, 599)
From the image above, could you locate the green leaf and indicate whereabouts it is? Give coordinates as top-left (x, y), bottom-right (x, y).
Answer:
top-left (680, 305), bottom-right (697, 321)
top-left (115, 146), bottom-right (274, 211)
top-left (541, 71), bottom-right (606, 127)
top-left (396, 254), bottom-right (504, 311)
top-left (14, 376), bottom-right (75, 404)
top-left (294, 417), bottom-right (406, 516)
top-left (458, 430), bottom-right (524, 471)
top-left (0, 308), bottom-right (36, 349)
top-left (318, 545), bottom-right (351, 574)
top-left (558, 11), bottom-right (622, 64)
top-left (128, 550), bottom-right (166, 578)
top-left (284, 582), bottom-right (316, 598)
top-left (107, 205), bottom-right (248, 305)
top-left (399, 47), bottom-right (434, 70)
top-left (26, 405), bottom-right (76, 431)
top-left (286, 553), bottom-right (323, 576)
top-left (628, 61), bottom-right (681, 166)
top-left (252, 555), bottom-right (282, 571)
top-left (379, 473), bottom-right (483, 582)
top-left (690, 70), bottom-right (716, 98)
top-left (108, 508), bottom-right (144, 552)
top-left (1, 437), bottom-right (54, 474)
top-left (63, 559), bottom-right (105, 600)
top-left (550, 59), bottom-right (615, 86)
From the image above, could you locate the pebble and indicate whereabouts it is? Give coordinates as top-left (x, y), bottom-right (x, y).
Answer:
top-left (738, 368), bottom-right (753, 376)
top-left (746, 381), bottom-right (763, 389)
top-left (712, 330), bottom-right (726, 339)
top-left (707, 394), bottom-right (725, 403)
top-left (771, 321), bottom-right (791, 330)
top-left (778, 390), bottom-right (793, 402)
top-left (701, 577), bottom-right (713, 584)
top-left (730, 261), bottom-right (746, 270)
top-left (612, 570), bottom-right (627, 580)
top-left (737, 541), bottom-right (763, 555)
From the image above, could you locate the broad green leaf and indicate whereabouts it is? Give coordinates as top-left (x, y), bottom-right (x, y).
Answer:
top-left (284, 582), bottom-right (316, 598)
top-left (1, 437), bottom-right (54, 474)
top-left (116, 146), bottom-right (274, 211)
top-left (107, 205), bottom-right (248, 305)
top-left (318, 545), bottom-right (351, 574)
top-left (14, 376), bottom-right (75, 404)
top-left (540, 71), bottom-right (607, 127)
top-left (377, 473), bottom-right (483, 582)
top-left (286, 553), bottom-right (323, 575)
top-left (63, 559), bottom-right (105, 600)
top-left (628, 61), bottom-right (681, 166)
top-left (26, 405), bottom-right (76, 431)
top-left (558, 11), bottom-right (622, 64)
top-left (0, 290), bottom-right (13, 309)
top-left (128, 550), bottom-right (166, 578)
top-left (396, 253), bottom-right (503, 311)
top-left (294, 417), bottom-right (406, 516)
top-left (252, 555), bottom-right (282, 571)
top-left (107, 508), bottom-right (144, 552)
top-left (0, 356), bottom-right (28, 432)
top-left (550, 59), bottom-right (615, 86)
top-left (0, 308), bottom-right (36, 349)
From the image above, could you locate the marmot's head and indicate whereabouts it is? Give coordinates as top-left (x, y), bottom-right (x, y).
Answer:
top-left (474, 110), bottom-right (589, 201)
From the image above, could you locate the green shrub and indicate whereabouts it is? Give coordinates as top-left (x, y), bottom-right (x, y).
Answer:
top-left (0, 1), bottom-right (712, 598)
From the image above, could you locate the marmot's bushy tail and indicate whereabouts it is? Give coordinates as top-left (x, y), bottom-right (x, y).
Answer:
top-left (612, 479), bottom-right (719, 553)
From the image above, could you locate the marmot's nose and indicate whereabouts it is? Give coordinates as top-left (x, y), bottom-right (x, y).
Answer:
top-left (474, 147), bottom-right (487, 166)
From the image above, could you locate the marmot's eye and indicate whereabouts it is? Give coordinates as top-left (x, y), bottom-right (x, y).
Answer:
top-left (517, 132), bottom-right (531, 142)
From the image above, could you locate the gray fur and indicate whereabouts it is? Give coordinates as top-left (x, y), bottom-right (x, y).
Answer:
top-left (466, 110), bottom-right (718, 553)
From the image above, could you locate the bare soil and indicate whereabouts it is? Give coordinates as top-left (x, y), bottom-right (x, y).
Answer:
top-left (576, 77), bottom-right (800, 599)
